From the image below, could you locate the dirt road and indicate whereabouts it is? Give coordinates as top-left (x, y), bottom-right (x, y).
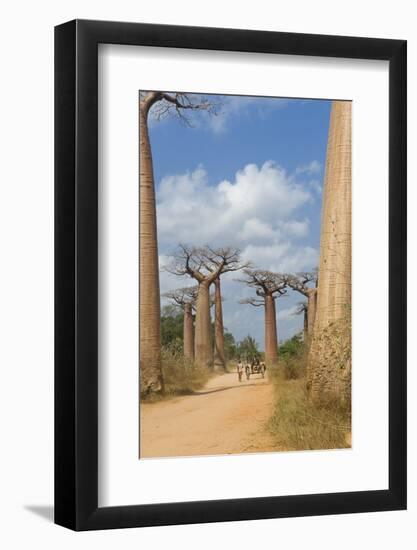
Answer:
top-left (140, 371), bottom-right (279, 458)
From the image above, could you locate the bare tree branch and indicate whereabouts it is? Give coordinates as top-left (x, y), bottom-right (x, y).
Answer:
top-left (239, 297), bottom-right (264, 307)
top-left (163, 286), bottom-right (199, 309)
top-left (236, 269), bottom-right (288, 298)
top-left (285, 270), bottom-right (317, 296)
top-left (164, 244), bottom-right (251, 285)
top-left (140, 91), bottom-right (221, 126)
top-left (294, 301), bottom-right (308, 315)
top-left (162, 244), bottom-right (205, 283)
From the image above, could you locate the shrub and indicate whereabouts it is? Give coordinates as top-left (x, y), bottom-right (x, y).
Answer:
top-left (160, 348), bottom-right (211, 397)
top-left (278, 333), bottom-right (306, 380)
top-left (279, 354), bottom-right (306, 380)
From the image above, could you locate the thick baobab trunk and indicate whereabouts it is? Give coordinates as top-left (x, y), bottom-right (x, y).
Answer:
top-left (139, 103), bottom-right (163, 393)
top-left (183, 303), bottom-right (194, 361)
top-left (213, 277), bottom-right (226, 370)
top-left (264, 294), bottom-right (278, 366)
top-left (308, 101), bottom-right (352, 404)
top-left (306, 288), bottom-right (317, 336)
top-left (314, 102), bottom-right (351, 327)
top-left (194, 281), bottom-right (213, 369)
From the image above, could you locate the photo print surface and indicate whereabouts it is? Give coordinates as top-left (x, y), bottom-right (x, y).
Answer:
top-left (138, 91), bottom-right (351, 459)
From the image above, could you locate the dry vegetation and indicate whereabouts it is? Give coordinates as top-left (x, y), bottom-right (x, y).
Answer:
top-left (142, 348), bottom-right (212, 402)
top-left (267, 344), bottom-right (351, 451)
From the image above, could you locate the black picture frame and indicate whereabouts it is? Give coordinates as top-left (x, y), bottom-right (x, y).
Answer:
top-left (55, 19), bottom-right (407, 531)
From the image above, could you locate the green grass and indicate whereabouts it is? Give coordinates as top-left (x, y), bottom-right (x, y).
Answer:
top-left (268, 368), bottom-right (351, 451)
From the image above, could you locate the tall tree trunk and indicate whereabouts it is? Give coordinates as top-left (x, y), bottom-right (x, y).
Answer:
top-left (306, 288), bottom-right (317, 336)
top-left (213, 277), bottom-right (226, 370)
top-left (139, 103), bottom-right (163, 393)
top-left (194, 281), bottom-right (213, 369)
top-left (307, 101), bottom-right (352, 403)
top-left (264, 293), bottom-right (278, 366)
top-left (183, 303), bottom-right (194, 361)
top-left (303, 307), bottom-right (308, 342)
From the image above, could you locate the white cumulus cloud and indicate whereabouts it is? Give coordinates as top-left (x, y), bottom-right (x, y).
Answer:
top-left (157, 160), bottom-right (312, 252)
top-left (295, 160), bottom-right (322, 176)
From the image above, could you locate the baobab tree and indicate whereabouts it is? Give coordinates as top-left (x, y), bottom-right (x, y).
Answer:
top-left (295, 302), bottom-right (309, 342)
top-left (165, 245), bottom-right (249, 369)
top-left (163, 287), bottom-right (199, 361)
top-left (286, 271), bottom-right (318, 338)
top-left (139, 92), bottom-right (217, 392)
top-left (213, 277), bottom-right (226, 370)
top-left (308, 100), bottom-right (352, 404)
top-left (238, 270), bottom-right (287, 366)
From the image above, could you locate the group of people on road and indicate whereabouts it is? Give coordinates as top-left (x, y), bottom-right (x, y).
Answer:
top-left (236, 356), bottom-right (266, 382)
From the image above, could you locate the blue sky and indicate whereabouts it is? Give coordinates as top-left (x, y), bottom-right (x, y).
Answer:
top-left (147, 93), bottom-right (331, 348)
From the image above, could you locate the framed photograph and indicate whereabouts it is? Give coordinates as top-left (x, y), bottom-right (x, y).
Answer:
top-left (55, 19), bottom-right (406, 530)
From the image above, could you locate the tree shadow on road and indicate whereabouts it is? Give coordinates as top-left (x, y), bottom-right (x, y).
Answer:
top-left (194, 382), bottom-right (265, 396)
